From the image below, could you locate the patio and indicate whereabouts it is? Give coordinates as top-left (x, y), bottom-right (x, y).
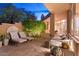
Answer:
top-left (0, 37), bottom-right (50, 56)
top-left (0, 36), bottom-right (78, 56)
top-left (0, 3), bottom-right (79, 56)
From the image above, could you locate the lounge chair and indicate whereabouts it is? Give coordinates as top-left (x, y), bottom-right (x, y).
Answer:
top-left (18, 32), bottom-right (34, 41)
top-left (18, 32), bottom-right (27, 39)
top-left (9, 31), bottom-right (27, 43)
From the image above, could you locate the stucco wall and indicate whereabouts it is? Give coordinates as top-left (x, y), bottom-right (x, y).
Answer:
top-left (43, 17), bottom-right (50, 33)
top-left (76, 4), bottom-right (79, 17)
top-left (0, 22), bottom-right (23, 35)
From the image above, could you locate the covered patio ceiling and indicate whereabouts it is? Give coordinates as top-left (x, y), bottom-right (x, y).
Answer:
top-left (44, 4), bottom-right (72, 21)
top-left (44, 3), bottom-right (71, 14)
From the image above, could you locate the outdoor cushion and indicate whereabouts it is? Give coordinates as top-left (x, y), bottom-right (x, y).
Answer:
top-left (14, 38), bottom-right (27, 43)
top-left (50, 39), bottom-right (62, 47)
top-left (52, 36), bottom-right (62, 40)
top-left (10, 31), bottom-right (19, 39)
top-left (9, 31), bottom-right (27, 43)
top-left (19, 32), bottom-right (27, 39)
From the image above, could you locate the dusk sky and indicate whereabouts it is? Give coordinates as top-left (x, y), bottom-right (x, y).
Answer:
top-left (0, 3), bottom-right (49, 20)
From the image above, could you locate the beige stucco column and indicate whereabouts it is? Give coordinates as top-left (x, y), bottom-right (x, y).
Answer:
top-left (72, 4), bottom-right (76, 36)
top-left (66, 4), bottom-right (74, 36)
top-left (50, 13), bottom-right (55, 37)
top-left (66, 4), bottom-right (76, 36)
top-left (67, 9), bottom-right (72, 35)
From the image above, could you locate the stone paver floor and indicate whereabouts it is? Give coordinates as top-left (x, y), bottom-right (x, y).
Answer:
top-left (0, 38), bottom-right (50, 56)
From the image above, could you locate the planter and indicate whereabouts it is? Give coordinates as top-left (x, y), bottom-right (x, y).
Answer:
top-left (51, 46), bottom-right (62, 56)
top-left (62, 42), bottom-right (69, 49)
top-left (0, 41), bottom-right (2, 47)
top-left (3, 39), bottom-right (9, 46)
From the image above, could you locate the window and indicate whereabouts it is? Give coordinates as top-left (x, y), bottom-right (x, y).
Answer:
top-left (55, 19), bottom-right (67, 35)
top-left (72, 16), bottom-right (79, 36)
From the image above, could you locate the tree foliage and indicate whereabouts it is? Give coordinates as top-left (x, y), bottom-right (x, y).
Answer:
top-left (22, 20), bottom-right (46, 36)
top-left (0, 4), bottom-right (36, 23)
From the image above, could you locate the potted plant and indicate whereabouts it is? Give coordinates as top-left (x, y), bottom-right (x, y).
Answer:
top-left (0, 35), bottom-right (3, 47)
top-left (50, 46), bottom-right (62, 56)
top-left (62, 42), bottom-right (69, 49)
top-left (3, 34), bottom-right (10, 46)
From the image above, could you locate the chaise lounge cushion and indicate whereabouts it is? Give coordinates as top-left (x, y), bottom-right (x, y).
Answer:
top-left (9, 31), bottom-right (27, 43)
top-left (50, 39), bottom-right (62, 47)
top-left (19, 32), bottom-right (27, 39)
top-left (10, 31), bottom-right (19, 39)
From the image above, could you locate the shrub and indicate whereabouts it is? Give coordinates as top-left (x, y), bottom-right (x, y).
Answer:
top-left (51, 46), bottom-right (62, 56)
top-left (22, 20), bottom-right (46, 36)
top-left (0, 35), bottom-right (4, 41)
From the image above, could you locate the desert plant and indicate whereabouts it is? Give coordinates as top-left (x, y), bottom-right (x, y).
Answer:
top-left (0, 35), bottom-right (4, 41)
top-left (0, 37), bottom-right (2, 41)
top-left (4, 34), bottom-right (10, 39)
top-left (0, 35), bottom-right (3, 47)
top-left (51, 46), bottom-right (62, 56)
top-left (22, 20), bottom-right (46, 37)
top-left (3, 34), bottom-right (10, 46)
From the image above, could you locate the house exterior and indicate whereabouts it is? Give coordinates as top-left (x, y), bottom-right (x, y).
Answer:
top-left (41, 13), bottom-right (51, 34)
